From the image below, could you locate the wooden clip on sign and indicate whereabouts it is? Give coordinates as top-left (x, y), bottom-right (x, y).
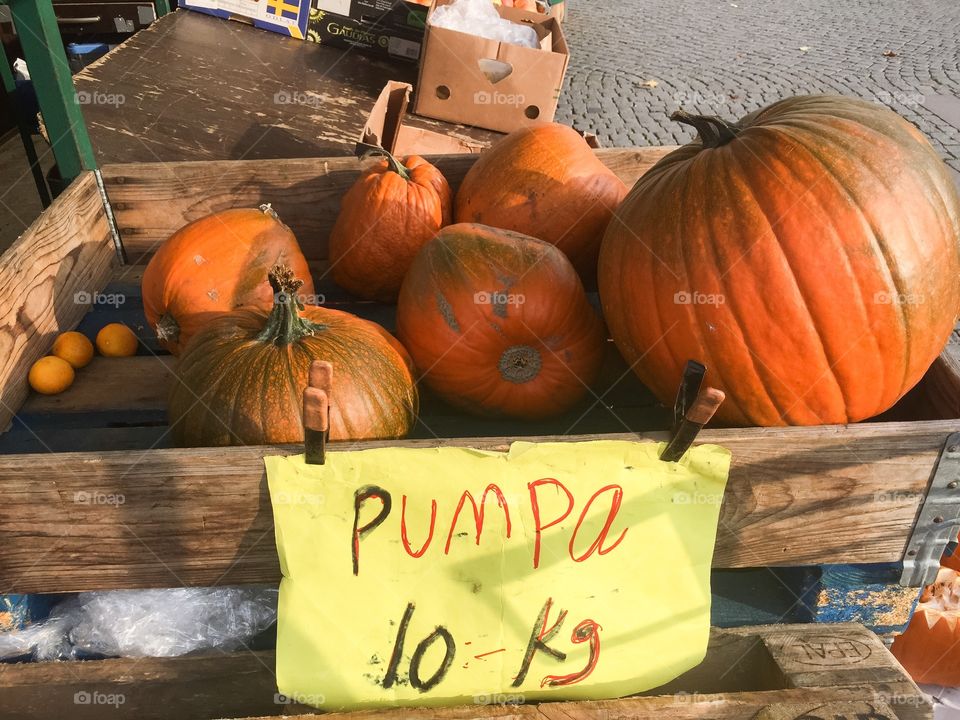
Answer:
top-left (304, 360), bottom-right (332, 465)
top-left (661, 360), bottom-right (725, 462)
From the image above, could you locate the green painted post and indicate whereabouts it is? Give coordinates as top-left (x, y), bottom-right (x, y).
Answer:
top-left (154, 0), bottom-right (172, 16)
top-left (0, 39), bottom-right (51, 206)
top-left (6, 0), bottom-right (97, 183)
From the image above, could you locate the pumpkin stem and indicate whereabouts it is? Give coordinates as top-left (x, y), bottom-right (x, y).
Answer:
top-left (360, 147), bottom-right (411, 181)
top-left (670, 110), bottom-right (740, 148)
top-left (257, 265), bottom-right (324, 346)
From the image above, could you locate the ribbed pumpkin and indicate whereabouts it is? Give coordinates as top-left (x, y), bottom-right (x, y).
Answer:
top-left (329, 149), bottom-right (452, 302)
top-left (891, 567), bottom-right (960, 685)
top-left (455, 123), bottom-right (628, 284)
top-left (396, 223), bottom-right (605, 419)
top-left (599, 95), bottom-right (960, 426)
top-left (169, 266), bottom-right (417, 446)
top-left (142, 205), bottom-right (314, 355)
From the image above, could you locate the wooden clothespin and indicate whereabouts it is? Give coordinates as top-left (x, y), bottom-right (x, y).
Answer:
top-left (304, 360), bottom-right (333, 465)
top-left (660, 360), bottom-right (725, 462)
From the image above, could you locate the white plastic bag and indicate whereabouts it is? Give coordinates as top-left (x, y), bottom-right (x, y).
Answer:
top-left (430, 0), bottom-right (539, 48)
top-left (0, 587), bottom-right (277, 661)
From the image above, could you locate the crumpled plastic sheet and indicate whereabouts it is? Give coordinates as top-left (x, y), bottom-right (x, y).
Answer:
top-left (430, 0), bottom-right (539, 48)
top-left (0, 587), bottom-right (277, 661)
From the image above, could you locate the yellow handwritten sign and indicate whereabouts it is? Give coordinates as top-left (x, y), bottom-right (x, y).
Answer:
top-left (265, 440), bottom-right (730, 711)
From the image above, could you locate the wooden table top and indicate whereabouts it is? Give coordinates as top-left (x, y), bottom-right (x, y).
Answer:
top-left (72, 9), bottom-right (498, 165)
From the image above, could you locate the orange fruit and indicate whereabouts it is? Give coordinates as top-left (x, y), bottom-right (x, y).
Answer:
top-left (28, 356), bottom-right (75, 395)
top-left (96, 323), bottom-right (139, 357)
top-left (52, 331), bottom-right (95, 369)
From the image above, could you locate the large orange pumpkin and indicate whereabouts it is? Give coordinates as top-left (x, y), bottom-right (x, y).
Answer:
top-left (169, 266), bottom-right (417, 446)
top-left (892, 567), bottom-right (960, 685)
top-left (142, 205), bottom-right (314, 355)
top-left (455, 123), bottom-right (628, 284)
top-left (396, 223), bottom-right (605, 419)
top-left (328, 149), bottom-right (452, 302)
top-left (598, 95), bottom-right (960, 426)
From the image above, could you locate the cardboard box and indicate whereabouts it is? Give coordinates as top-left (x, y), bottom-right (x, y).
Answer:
top-left (182, 0), bottom-right (311, 39)
top-left (360, 81), bottom-right (496, 154)
top-left (414, 0), bottom-right (568, 133)
top-left (307, 8), bottom-right (424, 61)
top-left (313, 0), bottom-right (429, 30)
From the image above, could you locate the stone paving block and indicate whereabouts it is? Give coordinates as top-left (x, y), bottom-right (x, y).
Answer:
top-left (555, 0), bottom-right (960, 166)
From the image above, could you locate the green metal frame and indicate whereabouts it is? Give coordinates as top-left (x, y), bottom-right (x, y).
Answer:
top-left (0, 39), bottom-right (51, 206)
top-left (0, 0), bottom-right (171, 185)
top-left (3, 0), bottom-right (96, 182)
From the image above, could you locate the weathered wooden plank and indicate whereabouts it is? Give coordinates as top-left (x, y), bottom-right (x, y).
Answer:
top-left (0, 419), bottom-right (953, 593)
top-left (922, 328), bottom-right (960, 419)
top-left (0, 624), bottom-right (928, 720)
top-left (72, 9), bottom-right (501, 167)
top-left (0, 172), bottom-right (116, 433)
top-left (20, 356), bottom-right (175, 415)
top-left (101, 147), bottom-right (674, 263)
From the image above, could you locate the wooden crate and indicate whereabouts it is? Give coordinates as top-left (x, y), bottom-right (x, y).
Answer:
top-left (0, 623), bottom-right (930, 720)
top-left (0, 149), bottom-right (950, 719)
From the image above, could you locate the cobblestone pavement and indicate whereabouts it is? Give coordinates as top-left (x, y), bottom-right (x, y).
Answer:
top-left (555, 0), bottom-right (960, 177)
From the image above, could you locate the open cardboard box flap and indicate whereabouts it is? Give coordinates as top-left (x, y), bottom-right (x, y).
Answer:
top-left (361, 81), bottom-right (491, 155)
top-left (413, 0), bottom-right (569, 133)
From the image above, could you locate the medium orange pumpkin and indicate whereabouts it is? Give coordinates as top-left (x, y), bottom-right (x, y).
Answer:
top-left (169, 266), bottom-right (417, 446)
top-left (455, 123), bottom-right (628, 284)
top-left (328, 149), bottom-right (452, 302)
top-left (396, 223), bottom-right (605, 419)
top-left (142, 205), bottom-right (314, 355)
top-left (892, 567), bottom-right (960, 685)
top-left (599, 95), bottom-right (960, 426)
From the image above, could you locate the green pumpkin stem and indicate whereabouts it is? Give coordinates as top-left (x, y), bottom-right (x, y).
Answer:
top-left (257, 265), bottom-right (323, 346)
top-left (360, 146), bottom-right (411, 181)
top-left (670, 110), bottom-right (740, 148)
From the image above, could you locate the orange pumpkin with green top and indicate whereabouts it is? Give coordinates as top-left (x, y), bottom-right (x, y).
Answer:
top-left (598, 95), bottom-right (960, 426)
top-left (169, 265), bottom-right (417, 446)
top-left (328, 149), bottom-right (452, 303)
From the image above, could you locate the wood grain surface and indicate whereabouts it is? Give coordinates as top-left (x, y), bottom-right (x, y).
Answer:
top-left (0, 623), bottom-right (928, 720)
top-left (0, 172), bottom-right (116, 434)
top-left (72, 9), bottom-right (500, 166)
top-left (101, 147), bottom-right (674, 262)
top-left (0, 419), bottom-right (955, 593)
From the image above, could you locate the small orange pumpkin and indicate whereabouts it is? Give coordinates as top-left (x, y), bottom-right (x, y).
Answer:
top-left (328, 149), bottom-right (452, 302)
top-left (396, 223), bottom-right (605, 419)
top-left (892, 567), bottom-right (960, 685)
top-left (142, 205), bottom-right (314, 355)
top-left (455, 123), bottom-right (627, 284)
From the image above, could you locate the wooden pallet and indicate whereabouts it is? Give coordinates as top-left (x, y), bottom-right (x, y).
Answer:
top-left (0, 623), bottom-right (930, 720)
top-left (0, 148), bottom-right (952, 719)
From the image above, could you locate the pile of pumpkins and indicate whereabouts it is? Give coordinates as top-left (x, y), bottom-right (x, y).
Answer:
top-left (142, 94), bottom-right (960, 448)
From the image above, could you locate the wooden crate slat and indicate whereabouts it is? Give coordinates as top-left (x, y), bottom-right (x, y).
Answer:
top-left (19, 356), bottom-right (175, 415)
top-left (0, 419), bottom-right (953, 593)
top-left (0, 623), bottom-right (929, 720)
top-left (0, 172), bottom-right (117, 434)
top-left (100, 148), bottom-right (675, 263)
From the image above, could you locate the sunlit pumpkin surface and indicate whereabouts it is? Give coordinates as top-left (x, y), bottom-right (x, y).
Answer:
top-left (599, 95), bottom-right (960, 426)
top-left (892, 567), bottom-right (960, 685)
top-left (142, 206), bottom-right (314, 355)
top-left (329, 151), bottom-right (452, 303)
top-left (397, 223), bottom-right (606, 420)
top-left (455, 123), bottom-right (628, 284)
